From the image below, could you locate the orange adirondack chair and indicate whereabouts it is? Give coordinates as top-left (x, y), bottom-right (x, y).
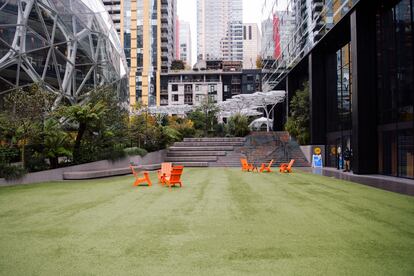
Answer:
top-left (279, 159), bottom-right (295, 173)
top-left (240, 158), bottom-right (254, 172)
top-left (163, 166), bottom-right (184, 189)
top-left (157, 162), bottom-right (172, 184)
top-left (260, 159), bottom-right (274, 172)
top-left (130, 165), bottom-right (152, 186)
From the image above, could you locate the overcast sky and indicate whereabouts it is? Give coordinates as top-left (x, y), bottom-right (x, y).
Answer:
top-left (177, 0), bottom-right (288, 66)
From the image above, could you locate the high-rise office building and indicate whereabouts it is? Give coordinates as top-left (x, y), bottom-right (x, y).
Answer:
top-left (179, 21), bottom-right (192, 67)
top-left (261, 18), bottom-right (274, 59)
top-left (175, 17), bottom-right (180, 60)
top-left (197, 0), bottom-right (243, 61)
top-left (243, 23), bottom-right (261, 69)
top-left (273, 11), bottom-right (295, 63)
top-left (103, 0), bottom-right (177, 107)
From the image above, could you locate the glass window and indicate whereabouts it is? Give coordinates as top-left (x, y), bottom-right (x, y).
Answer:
top-left (398, 129), bottom-right (414, 178)
top-left (376, 0), bottom-right (414, 179)
top-left (172, 84), bottom-right (178, 91)
top-left (173, 95), bottom-right (179, 102)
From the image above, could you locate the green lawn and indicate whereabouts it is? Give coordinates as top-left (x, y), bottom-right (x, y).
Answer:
top-left (0, 168), bottom-right (413, 275)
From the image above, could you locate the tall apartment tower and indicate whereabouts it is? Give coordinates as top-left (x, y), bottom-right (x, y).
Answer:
top-left (197, 0), bottom-right (243, 61)
top-left (103, 0), bottom-right (122, 33)
top-left (243, 23), bottom-right (261, 69)
top-left (179, 21), bottom-right (192, 67)
top-left (103, 0), bottom-right (177, 107)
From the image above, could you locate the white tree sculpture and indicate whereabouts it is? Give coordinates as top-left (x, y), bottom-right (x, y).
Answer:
top-left (220, 91), bottom-right (286, 132)
top-left (147, 105), bottom-right (194, 116)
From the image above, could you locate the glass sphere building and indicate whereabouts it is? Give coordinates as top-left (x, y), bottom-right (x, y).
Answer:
top-left (0, 0), bottom-right (128, 104)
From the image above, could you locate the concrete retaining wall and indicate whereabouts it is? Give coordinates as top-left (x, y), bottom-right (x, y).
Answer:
top-left (0, 149), bottom-right (166, 187)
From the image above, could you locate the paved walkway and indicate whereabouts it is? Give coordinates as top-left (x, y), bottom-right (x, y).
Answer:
top-left (300, 167), bottom-right (414, 196)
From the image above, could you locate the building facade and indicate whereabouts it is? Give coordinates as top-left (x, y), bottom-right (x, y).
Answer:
top-left (261, 18), bottom-right (275, 60)
top-left (0, 0), bottom-right (128, 105)
top-left (179, 21), bottom-right (192, 67)
top-left (103, 0), bottom-right (177, 107)
top-left (103, 0), bottom-right (122, 33)
top-left (243, 24), bottom-right (261, 69)
top-left (269, 0), bottom-right (413, 179)
top-left (273, 11), bottom-right (295, 65)
top-left (160, 68), bottom-right (261, 106)
top-left (197, 0), bottom-right (243, 61)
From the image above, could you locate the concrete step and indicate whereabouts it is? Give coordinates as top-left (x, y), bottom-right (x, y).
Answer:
top-left (173, 141), bottom-right (244, 147)
top-left (165, 156), bottom-right (218, 162)
top-left (167, 151), bottom-right (227, 157)
top-left (183, 137), bottom-right (246, 142)
top-left (172, 162), bottom-right (209, 167)
top-left (209, 163), bottom-right (242, 167)
top-left (169, 146), bottom-right (234, 151)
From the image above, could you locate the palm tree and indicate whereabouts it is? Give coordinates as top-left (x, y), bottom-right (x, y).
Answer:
top-left (42, 119), bottom-right (72, 169)
top-left (59, 102), bottom-right (107, 162)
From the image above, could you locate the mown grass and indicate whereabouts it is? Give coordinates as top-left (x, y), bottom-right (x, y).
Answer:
top-left (0, 168), bottom-right (413, 275)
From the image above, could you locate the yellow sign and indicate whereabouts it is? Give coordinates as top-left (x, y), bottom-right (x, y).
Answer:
top-left (314, 147), bottom-right (321, 155)
top-left (330, 147), bottom-right (336, 155)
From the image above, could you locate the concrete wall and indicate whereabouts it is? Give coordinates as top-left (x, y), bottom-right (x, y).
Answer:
top-left (0, 150), bottom-right (166, 187)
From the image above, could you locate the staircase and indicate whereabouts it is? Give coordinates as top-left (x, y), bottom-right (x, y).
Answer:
top-left (166, 138), bottom-right (245, 167)
top-left (237, 132), bottom-right (310, 167)
top-left (165, 132), bottom-right (310, 168)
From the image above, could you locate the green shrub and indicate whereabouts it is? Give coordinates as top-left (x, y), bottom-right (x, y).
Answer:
top-left (25, 154), bottom-right (49, 172)
top-left (214, 123), bottom-right (227, 137)
top-left (99, 144), bottom-right (126, 161)
top-left (285, 81), bottom-right (310, 145)
top-left (167, 117), bottom-right (195, 138)
top-left (228, 114), bottom-right (250, 137)
top-left (0, 163), bottom-right (27, 180)
top-left (124, 147), bottom-right (148, 157)
top-left (0, 146), bottom-right (19, 163)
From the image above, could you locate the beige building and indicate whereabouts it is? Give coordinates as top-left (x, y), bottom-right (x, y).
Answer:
top-left (243, 23), bottom-right (261, 69)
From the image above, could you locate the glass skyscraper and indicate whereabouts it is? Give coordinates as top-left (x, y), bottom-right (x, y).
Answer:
top-left (197, 0), bottom-right (243, 61)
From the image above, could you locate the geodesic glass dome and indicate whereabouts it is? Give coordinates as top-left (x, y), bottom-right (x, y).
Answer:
top-left (0, 0), bottom-right (128, 105)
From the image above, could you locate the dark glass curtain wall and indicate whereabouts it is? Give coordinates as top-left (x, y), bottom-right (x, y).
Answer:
top-left (326, 44), bottom-right (353, 169)
top-left (376, 0), bottom-right (414, 179)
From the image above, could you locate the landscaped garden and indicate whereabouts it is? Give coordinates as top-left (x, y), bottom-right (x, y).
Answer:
top-left (1, 168), bottom-right (413, 275)
top-left (0, 85), bottom-right (254, 181)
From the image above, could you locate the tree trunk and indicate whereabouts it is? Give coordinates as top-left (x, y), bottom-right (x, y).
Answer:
top-left (49, 157), bottom-right (58, 169)
top-left (21, 142), bottom-right (25, 168)
top-left (73, 123), bottom-right (86, 162)
top-left (204, 110), bottom-right (208, 137)
top-left (264, 109), bottom-right (270, 132)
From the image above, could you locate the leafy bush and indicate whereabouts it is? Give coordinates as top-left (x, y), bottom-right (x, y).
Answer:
top-left (167, 116), bottom-right (195, 138)
top-left (285, 81), bottom-right (310, 145)
top-left (25, 154), bottom-right (49, 172)
top-left (0, 163), bottom-right (27, 180)
top-left (213, 123), bottom-right (227, 137)
top-left (228, 114), bottom-right (250, 137)
top-left (161, 126), bottom-right (182, 146)
top-left (187, 98), bottom-right (219, 137)
top-left (124, 147), bottom-right (148, 157)
top-left (0, 146), bottom-right (19, 163)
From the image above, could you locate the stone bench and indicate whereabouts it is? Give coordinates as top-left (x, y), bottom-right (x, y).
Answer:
top-left (63, 164), bottom-right (162, 180)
